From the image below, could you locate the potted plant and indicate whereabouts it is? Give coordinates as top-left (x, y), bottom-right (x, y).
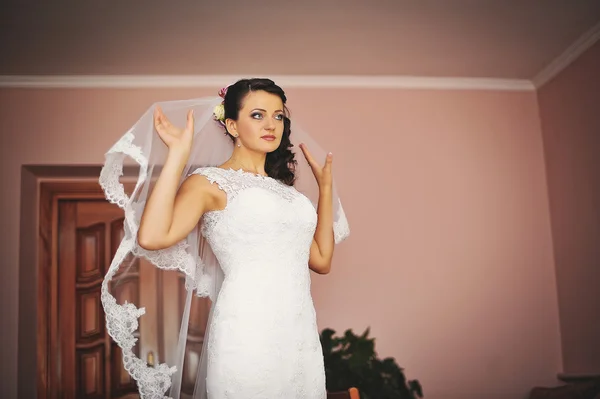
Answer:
top-left (320, 327), bottom-right (423, 399)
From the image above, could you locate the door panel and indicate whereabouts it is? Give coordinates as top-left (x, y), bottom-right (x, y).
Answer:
top-left (56, 198), bottom-right (210, 398)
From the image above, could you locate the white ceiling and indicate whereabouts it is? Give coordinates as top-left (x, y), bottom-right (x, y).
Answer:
top-left (1, 0), bottom-right (599, 79)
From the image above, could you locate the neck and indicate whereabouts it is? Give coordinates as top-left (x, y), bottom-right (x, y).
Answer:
top-left (227, 146), bottom-right (268, 176)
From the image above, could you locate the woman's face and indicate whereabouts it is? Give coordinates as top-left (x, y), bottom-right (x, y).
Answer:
top-left (227, 90), bottom-right (285, 153)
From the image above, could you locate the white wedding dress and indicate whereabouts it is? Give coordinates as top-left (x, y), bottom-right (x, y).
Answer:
top-left (192, 166), bottom-right (327, 399)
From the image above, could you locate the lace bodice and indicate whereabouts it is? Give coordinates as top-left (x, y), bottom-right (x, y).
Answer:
top-left (193, 167), bottom-right (317, 272)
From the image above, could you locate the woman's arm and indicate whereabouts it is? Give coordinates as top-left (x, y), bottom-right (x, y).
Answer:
top-left (298, 143), bottom-right (336, 274)
top-left (137, 149), bottom-right (210, 250)
top-left (308, 185), bottom-right (335, 274)
top-left (137, 106), bottom-right (214, 250)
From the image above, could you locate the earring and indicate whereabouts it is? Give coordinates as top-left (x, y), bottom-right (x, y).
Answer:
top-left (235, 135), bottom-right (241, 147)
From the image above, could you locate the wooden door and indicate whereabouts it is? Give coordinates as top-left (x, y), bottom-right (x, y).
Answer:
top-left (52, 195), bottom-right (210, 398)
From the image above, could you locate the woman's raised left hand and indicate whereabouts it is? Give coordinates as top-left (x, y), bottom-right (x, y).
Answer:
top-left (299, 143), bottom-right (333, 190)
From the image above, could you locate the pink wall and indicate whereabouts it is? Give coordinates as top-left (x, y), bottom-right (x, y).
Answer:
top-left (0, 86), bottom-right (562, 398)
top-left (537, 40), bottom-right (600, 375)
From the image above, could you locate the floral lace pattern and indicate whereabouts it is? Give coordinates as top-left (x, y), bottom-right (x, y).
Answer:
top-left (99, 132), bottom-right (199, 398)
top-left (333, 201), bottom-right (350, 244)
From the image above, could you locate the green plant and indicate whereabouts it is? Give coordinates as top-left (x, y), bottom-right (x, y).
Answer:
top-left (320, 327), bottom-right (423, 399)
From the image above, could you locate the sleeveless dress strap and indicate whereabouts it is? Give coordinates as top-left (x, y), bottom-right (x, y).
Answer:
top-left (191, 167), bottom-right (238, 197)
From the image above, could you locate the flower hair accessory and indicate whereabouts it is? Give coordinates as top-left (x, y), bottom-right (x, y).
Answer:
top-left (218, 86), bottom-right (228, 99)
top-left (213, 103), bottom-right (225, 127)
top-left (213, 84), bottom-right (231, 128)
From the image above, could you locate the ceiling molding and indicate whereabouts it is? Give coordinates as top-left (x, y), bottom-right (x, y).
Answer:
top-left (0, 74), bottom-right (535, 91)
top-left (532, 20), bottom-right (600, 88)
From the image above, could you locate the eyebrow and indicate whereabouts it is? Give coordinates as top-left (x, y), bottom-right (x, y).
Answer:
top-left (251, 108), bottom-right (284, 113)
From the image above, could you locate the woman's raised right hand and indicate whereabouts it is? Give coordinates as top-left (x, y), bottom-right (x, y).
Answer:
top-left (154, 105), bottom-right (194, 154)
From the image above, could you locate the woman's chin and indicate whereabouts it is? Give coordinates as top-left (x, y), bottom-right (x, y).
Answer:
top-left (262, 141), bottom-right (282, 153)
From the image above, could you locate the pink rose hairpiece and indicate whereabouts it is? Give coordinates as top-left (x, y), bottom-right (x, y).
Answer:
top-left (218, 85), bottom-right (228, 99)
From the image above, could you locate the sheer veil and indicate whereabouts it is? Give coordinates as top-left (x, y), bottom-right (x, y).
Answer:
top-left (99, 93), bottom-right (350, 398)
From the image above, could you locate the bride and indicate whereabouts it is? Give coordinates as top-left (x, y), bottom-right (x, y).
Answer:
top-left (100, 78), bottom-right (350, 398)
